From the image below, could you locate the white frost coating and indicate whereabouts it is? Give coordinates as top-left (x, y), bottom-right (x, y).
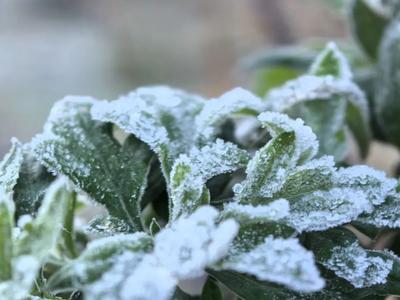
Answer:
top-left (309, 41), bottom-right (353, 80)
top-left (91, 86), bottom-right (204, 160)
top-left (85, 253), bottom-right (176, 300)
top-left (258, 111), bottom-right (319, 162)
top-left (224, 236), bottom-right (325, 292)
top-left (223, 199), bottom-right (290, 222)
top-left (265, 75), bottom-right (369, 122)
top-left (287, 188), bottom-right (370, 232)
top-left (154, 206), bottom-right (239, 279)
top-left (296, 155), bottom-right (335, 172)
top-left (358, 194), bottom-right (400, 228)
top-left (30, 97), bottom-right (95, 178)
top-left (0, 138), bottom-right (23, 194)
top-left (324, 242), bottom-right (393, 288)
top-left (170, 139), bottom-right (249, 220)
top-left (335, 165), bottom-right (397, 207)
top-left (0, 255), bottom-right (40, 300)
top-left (194, 87), bottom-right (265, 144)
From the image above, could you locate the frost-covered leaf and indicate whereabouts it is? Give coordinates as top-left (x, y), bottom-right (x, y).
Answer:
top-left (32, 97), bottom-right (152, 232)
top-left (221, 235), bottom-right (324, 292)
top-left (47, 232), bottom-right (154, 293)
top-left (13, 145), bottom-right (55, 219)
top-left (226, 112), bottom-right (394, 232)
top-left (0, 255), bottom-right (40, 300)
top-left (0, 138), bottom-right (23, 194)
top-left (0, 193), bottom-right (14, 281)
top-left (307, 229), bottom-right (395, 289)
top-left (309, 42), bottom-right (352, 80)
top-left (194, 87), bottom-right (264, 145)
top-left (233, 112), bottom-right (318, 204)
top-left (15, 178), bottom-right (70, 261)
top-left (375, 18), bottom-right (400, 147)
top-left (170, 139), bottom-right (249, 220)
top-left (154, 206), bottom-right (239, 280)
top-left (350, 0), bottom-right (389, 60)
top-left (265, 43), bottom-right (370, 160)
top-left (91, 86), bottom-right (204, 176)
top-left (357, 193), bottom-right (400, 228)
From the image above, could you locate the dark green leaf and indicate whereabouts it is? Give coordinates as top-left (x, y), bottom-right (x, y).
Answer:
top-left (201, 277), bottom-right (223, 300)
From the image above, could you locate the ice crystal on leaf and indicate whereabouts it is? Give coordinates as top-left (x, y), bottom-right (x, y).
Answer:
top-left (265, 42), bottom-right (370, 160)
top-left (155, 206), bottom-right (239, 279)
top-left (32, 96), bottom-right (152, 232)
top-left (0, 138), bottom-right (23, 194)
top-left (91, 86), bottom-right (204, 176)
top-left (324, 242), bottom-right (393, 288)
top-left (194, 87), bottom-right (265, 145)
top-left (222, 236), bottom-right (325, 292)
top-left (170, 139), bottom-right (249, 220)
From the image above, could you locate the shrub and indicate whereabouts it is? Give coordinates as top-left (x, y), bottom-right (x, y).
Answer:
top-left (2, 1), bottom-right (400, 299)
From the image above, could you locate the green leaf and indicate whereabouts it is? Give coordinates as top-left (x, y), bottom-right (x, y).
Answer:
top-left (265, 43), bottom-right (371, 160)
top-left (307, 228), bottom-right (396, 291)
top-left (252, 67), bottom-right (301, 97)
top-left (46, 232), bottom-right (154, 293)
top-left (15, 178), bottom-right (70, 261)
top-left (0, 138), bottom-right (23, 194)
top-left (13, 146), bottom-right (55, 219)
top-left (194, 87), bottom-right (264, 145)
top-left (32, 97), bottom-right (152, 232)
top-left (375, 18), bottom-right (400, 147)
top-left (170, 139), bottom-right (249, 220)
top-left (173, 288), bottom-right (200, 300)
top-left (0, 194), bottom-right (14, 281)
top-left (220, 234), bottom-right (324, 292)
top-left (350, 0), bottom-right (389, 60)
top-left (201, 277), bottom-right (223, 300)
top-left (91, 86), bottom-right (204, 178)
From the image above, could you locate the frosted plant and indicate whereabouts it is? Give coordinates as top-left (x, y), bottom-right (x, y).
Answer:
top-left (3, 31), bottom-right (400, 299)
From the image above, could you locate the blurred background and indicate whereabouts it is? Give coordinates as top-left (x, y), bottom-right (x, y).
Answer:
top-left (0, 0), bottom-right (352, 156)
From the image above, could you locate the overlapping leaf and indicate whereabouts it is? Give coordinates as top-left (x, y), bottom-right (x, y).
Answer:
top-left (170, 139), bottom-right (249, 220)
top-left (224, 111), bottom-right (395, 232)
top-left (32, 97), bottom-right (152, 232)
top-left (265, 42), bottom-right (370, 160)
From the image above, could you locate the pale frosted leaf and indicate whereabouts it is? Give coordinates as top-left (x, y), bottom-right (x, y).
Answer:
top-left (32, 97), bottom-right (152, 231)
top-left (47, 232), bottom-right (153, 292)
top-left (91, 86), bottom-right (204, 176)
top-left (334, 165), bottom-right (397, 207)
top-left (265, 74), bottom-right (370, 159)
top-left (0, 138), bottom-right (23, 194)
top-left (154, 206), bottom-right (239, 280)
top-left (15, 178), bottom-right (70, 261)
top-left (286, 188), bottom-right (370, 232)
top-left (194, 87), bottom-right (264, 145)
top-left (309, 42), bottom-right (353, 80)
top-left (357, 193), bottom-right (400, 228)
top-left (170, 139), bottom-right (249, 220)
top-left (222, 199), bottom-right (290, 223)
top-left (222, 236), bottom-right (324, 292)
top-left (324, 242), bottom-right (393, 288)
top-left (13, 144), bottom-right (55, 219)
top-left (0, 194), bottom-right (14, 281)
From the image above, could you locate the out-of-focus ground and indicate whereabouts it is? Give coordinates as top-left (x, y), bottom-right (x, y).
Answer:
top-left (0, 0), bottom-right (398, 176)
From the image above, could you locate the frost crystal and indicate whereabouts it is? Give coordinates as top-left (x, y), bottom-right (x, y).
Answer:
top-left (334, 165), bottom-right (397, 208)
top-left (170, 139), bottom-right (249, 220)
top-left (309, 42), bottom-right (353, 80)
top-left (222, 199), bottom-right (290, 223)
top-left (324, 242), bottom-right (393, 288)
top-left (286, 188), bottom-right (370, 232)
top-left (265, 75), bottom-right (369, 122)
top-left (91, 86), bottom-right (204, 172)
top-left (223, 236), bottom-right (325, 292)
top-left (154, 206), bottom-right (239, 279)
top-left (0, 138), bottom-right (23, 194)
top-left (358, 193), bottom-right (400, 228)
top-left (194, 87), bottom-right (265, 144)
